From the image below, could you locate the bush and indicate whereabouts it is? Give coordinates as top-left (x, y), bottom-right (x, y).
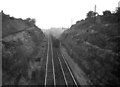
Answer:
top-left (26, 18), bottom-right (36, 24)
top-left (87, 11), bottom-right (97, 18)
top-left (103, 10), bottom-right (111, 16)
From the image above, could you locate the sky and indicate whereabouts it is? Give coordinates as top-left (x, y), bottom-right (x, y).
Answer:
top-left (0, 0), bottom-right (119, 29)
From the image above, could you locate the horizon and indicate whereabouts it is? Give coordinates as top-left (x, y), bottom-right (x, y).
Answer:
top-left (0, 0), bottom-right (119, 29)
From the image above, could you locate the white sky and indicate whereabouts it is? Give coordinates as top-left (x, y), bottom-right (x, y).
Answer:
top-left (0, 0), bottom-right (119, 29)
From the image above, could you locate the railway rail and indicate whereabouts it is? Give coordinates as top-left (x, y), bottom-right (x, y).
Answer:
top-left (44, 36), bottom-right (79, 86)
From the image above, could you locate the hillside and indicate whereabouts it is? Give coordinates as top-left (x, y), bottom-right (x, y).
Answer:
top-left (0, 11), bottom-right (2, 86)
top-left (2, 11), bottom-right (48, 85)
top-left (60, 9), bottom-right (120, 86)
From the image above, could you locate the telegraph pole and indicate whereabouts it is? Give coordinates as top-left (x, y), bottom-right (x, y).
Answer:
top-left (71, 18), bottom-right (73, 26)
top-left (94, 5), bottom-right (96, 13)
top-left (94, 4), bottom-right (97, 16)
top-left (118, 1), bottom-right (120, 7)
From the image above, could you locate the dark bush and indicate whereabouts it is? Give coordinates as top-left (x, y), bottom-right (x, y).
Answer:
top-left (103, 10), bottom-right (111, 16)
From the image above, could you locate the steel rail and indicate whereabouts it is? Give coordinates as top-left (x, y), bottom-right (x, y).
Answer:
top-left (44, 38), bottom-right (49, 86)
top-left (61, 53), bottom-right (78, 87)
top-left (51, 38), bottom-right (56, 86)
top-left (57, 52), bottom-right (68, 86)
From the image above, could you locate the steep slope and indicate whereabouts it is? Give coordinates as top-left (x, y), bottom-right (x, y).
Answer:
top-left (60, 11), bottom-right (120, 86)
top-left (0, 11), bottom-right (2, 86)
top-left (2, 11), bottom-right (48, 85)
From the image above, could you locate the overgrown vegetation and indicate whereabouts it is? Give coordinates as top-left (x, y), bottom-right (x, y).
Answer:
top-left (60, 7), bottom-right (120, 86)
top-left (2, 12), bottom-right (47, 85)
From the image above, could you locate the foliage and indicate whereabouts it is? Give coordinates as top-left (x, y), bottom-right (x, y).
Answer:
top-left (115, 7), bottom-right (120, 22)
top-left (2, 13), bottom-right (45, 85)
top-left (103, 10), bottom-right (111, 16)
top-left (86, 11), bottom-right (97, 18)
top-left (60, 7), bottom-right (120, 85)
top-left (26, 18), bottom-right (36, 24)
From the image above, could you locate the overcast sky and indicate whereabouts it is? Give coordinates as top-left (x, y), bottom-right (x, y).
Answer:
top-left (0, 0), bottom-right (119, 29)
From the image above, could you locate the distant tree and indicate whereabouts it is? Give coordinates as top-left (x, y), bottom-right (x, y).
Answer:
top-left (30, 18), bottom-right (36, 24)
top-left (87, 11), bottom-right (97, 18)
top-left (116, 7), bottom-right (120, 14)
top-left (26, 18), bottom-right (31, 21)
top-left (26, 18), bottom-right (36, 24)
top-left (103, 10), bottom-right (111, 16)
top-left (76, 21), bottom-right (80, 24)
top-left (116, 7), bottom-right (120, 22)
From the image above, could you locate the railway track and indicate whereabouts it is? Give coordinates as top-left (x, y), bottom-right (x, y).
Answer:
top-left (44, 36), bottom-right (79, 86)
